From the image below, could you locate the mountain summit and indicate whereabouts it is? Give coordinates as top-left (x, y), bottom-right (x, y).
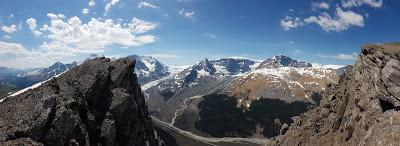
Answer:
top-left (0, 58), bottom-right (160, 146)
top-left (257, 55), bottom-right (312, 69)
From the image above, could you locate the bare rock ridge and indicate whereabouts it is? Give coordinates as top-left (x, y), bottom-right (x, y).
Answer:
top-left (272, 43), bottom-right (400, 145)
top-left (0, 57), bottom-right (159, 146)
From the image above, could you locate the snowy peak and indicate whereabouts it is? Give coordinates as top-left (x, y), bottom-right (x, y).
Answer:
top-left (126, 55), bottom-right (170, 84)
top-left (192, 58), bottom-right (216, 76)
top-left (257, 55), bottom-right (312, 69)
top-left (186, 57), bottom-right (257, 80)
top-left (20, 62), bottom-right (77, 79)
top-left (211, 58), bottom-right (257, 75)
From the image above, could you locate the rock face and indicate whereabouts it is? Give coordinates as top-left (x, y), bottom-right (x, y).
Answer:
top-left (272, 43), bottom-right (400, 145)
top-left (0, 58), bottom-right (159, 146)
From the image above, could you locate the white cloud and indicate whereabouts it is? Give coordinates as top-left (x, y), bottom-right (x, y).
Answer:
top-left (1, 24), bottom-right (17, 34)
top-left (148, 54), bottom-right (181, 59)
top-left (304, 7), bottom-right (364, 32)
top-left (318, 52), bottom-right (358, 60)
top-left (40, 13), bottom-right (158, 53)
top-left (26, 18), bottom-right (43, 36)
top-left (0, 41), bottom-right (76, 68)
top-left (138, 2), bottom-right (159, 9)
top-left (342, 0), bottom-right (383, 8)
top-left (179, 9), bottom-right (195, 20)
top-left (311, 2), bottom-right (330, 10)
top-left (289, 41), bottom-right (295, 44)
top-left (280, 16), bottom-right (303, 30)
top-left (7, 14), bottom-right (14, 19)
top-left (204, 33), bottom-right (216, 39)
top-left (0, 41), bottom-right (30, 56)
top-left (89, 0), bottom-right (96, 6)
top-left (105, 0), bottom-right (121, 15)
top-left (3, 35), bottom-right (11, 39)
top-left (82, 8), bottom-right (89, 15)
top-left (292, 49), bottom-right (303, 55)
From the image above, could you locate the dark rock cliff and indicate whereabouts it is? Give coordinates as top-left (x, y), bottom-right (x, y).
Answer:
top-left (271, 43), bottom-right (400, 145)
top-left (0, 57), bottom-right (160, 146)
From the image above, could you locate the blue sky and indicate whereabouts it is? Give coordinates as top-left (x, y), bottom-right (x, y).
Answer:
top-left (0, 0), bottom-right (399, 68)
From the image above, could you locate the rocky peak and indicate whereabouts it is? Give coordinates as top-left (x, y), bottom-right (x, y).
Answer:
top-left (272, 43), bottom-right (400, 145)
top-left (210, 57), bottom-right (257, 75)
top-left (257, 55), bottom-right (312, 69)
top-left (193, 58), bottom-right (216, 74)
top-left (0, 57), bottom-right (160, 146)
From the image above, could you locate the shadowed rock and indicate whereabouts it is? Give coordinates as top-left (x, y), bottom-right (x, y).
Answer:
top-left (271, 43), bottom-right (400, 146)
top-left (0, 57), bottom-right (160, 146)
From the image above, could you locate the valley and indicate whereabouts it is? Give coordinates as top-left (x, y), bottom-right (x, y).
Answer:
top-left (141, 55), bottom-right (341, 140)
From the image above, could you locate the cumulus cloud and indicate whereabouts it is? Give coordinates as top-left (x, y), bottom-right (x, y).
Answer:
top-left (138, 2), bottom-right (159, 9)
top-left (280, 16), bottom-right (303, 30)
top-left (281, 0), bottom-right (382, 32)
top-left (318, 52), bottom-right (358, 60)
top-left (311, 2), bottom-right (330, 10)
top-left (1, 24), bottom-right (17, 34)
top-left (179, 9), bottom-right (195, 20)
top-left (105, 0), bottom-right (120, 15)
top-left (342, 0), bottom-right (383, 8)
top-left (1, 13), bottom-right (159, 68)
top-left (40, 13), bottom-right (158, 53)
top-left (0, 41), bottom-right (30, 56)
top-left (82, 8), bottom-right (89, 15)
top-left (0, 41), bottom-right (75, 68)
top-left (88, 0), bottom-right (96, 6)
top-left (304, 7), bottom-right (364, 32)
top-left (26, 18), bottom-right (43, 36)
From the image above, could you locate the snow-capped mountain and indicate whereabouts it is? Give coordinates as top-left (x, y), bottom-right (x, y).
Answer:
top-left (155, 57), bottom-right (258, 93)
top-left (228, 55), bottom-right (338, 107)
top-left (145, 57), bottom-right (259, 122)
top-left (19, 62), bottom-right (77, 80)
top-left (126, 55), bottom-right (170, 85)
top-left (257, 55), bottom-right (312, 69)
top-left (0, 62), bottom-right (77, 97)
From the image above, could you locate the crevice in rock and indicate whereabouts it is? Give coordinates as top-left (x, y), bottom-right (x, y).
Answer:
top-left (379, 98), bottom-right (395, 112)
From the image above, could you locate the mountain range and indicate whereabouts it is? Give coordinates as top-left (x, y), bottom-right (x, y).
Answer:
top-left (1, 42), bottom-right (399, 146)
top-left (0, 53), bottom-right (345, 144)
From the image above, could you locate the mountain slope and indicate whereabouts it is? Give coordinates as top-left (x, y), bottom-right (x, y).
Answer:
top-left (18, 61), bottom-right (77, 80)
top-left (229, 63), bottom-right (338, 107)
top-left (0, 62), bottom-right (77, 97)
top-left (0, 58), bottom-right (160, 146)
top-left (272, 43), bottom-right (400, 145)
top-left (189, 56), bottom-right (338, 138)
top-left (145, 57), bottom-right (258, 122)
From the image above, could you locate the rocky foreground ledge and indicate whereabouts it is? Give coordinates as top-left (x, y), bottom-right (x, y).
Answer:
top-left (271, 43), bottom-right (400, 146)
top-left (0, 58), bottom-right (160, 146)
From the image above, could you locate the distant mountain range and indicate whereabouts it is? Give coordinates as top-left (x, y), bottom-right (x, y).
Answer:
top-left (140, 55), bottom-right (343, 138)
top-left (0, 54), bottom-right (344, 139)
top-left (0, 62), bottom-right (78, 97)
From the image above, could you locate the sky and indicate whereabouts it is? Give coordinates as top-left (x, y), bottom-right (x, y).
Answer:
top-left (0, 0), bottom-right (399, 68)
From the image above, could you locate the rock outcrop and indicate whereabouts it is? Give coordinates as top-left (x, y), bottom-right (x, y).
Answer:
top-left (271, 43), bottom-right (400, 145)
top-left (0, 58), bottom-right (159, 146)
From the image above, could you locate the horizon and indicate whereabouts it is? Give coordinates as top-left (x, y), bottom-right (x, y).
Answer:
top-left (1, 0), bottom-right (399, 68)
